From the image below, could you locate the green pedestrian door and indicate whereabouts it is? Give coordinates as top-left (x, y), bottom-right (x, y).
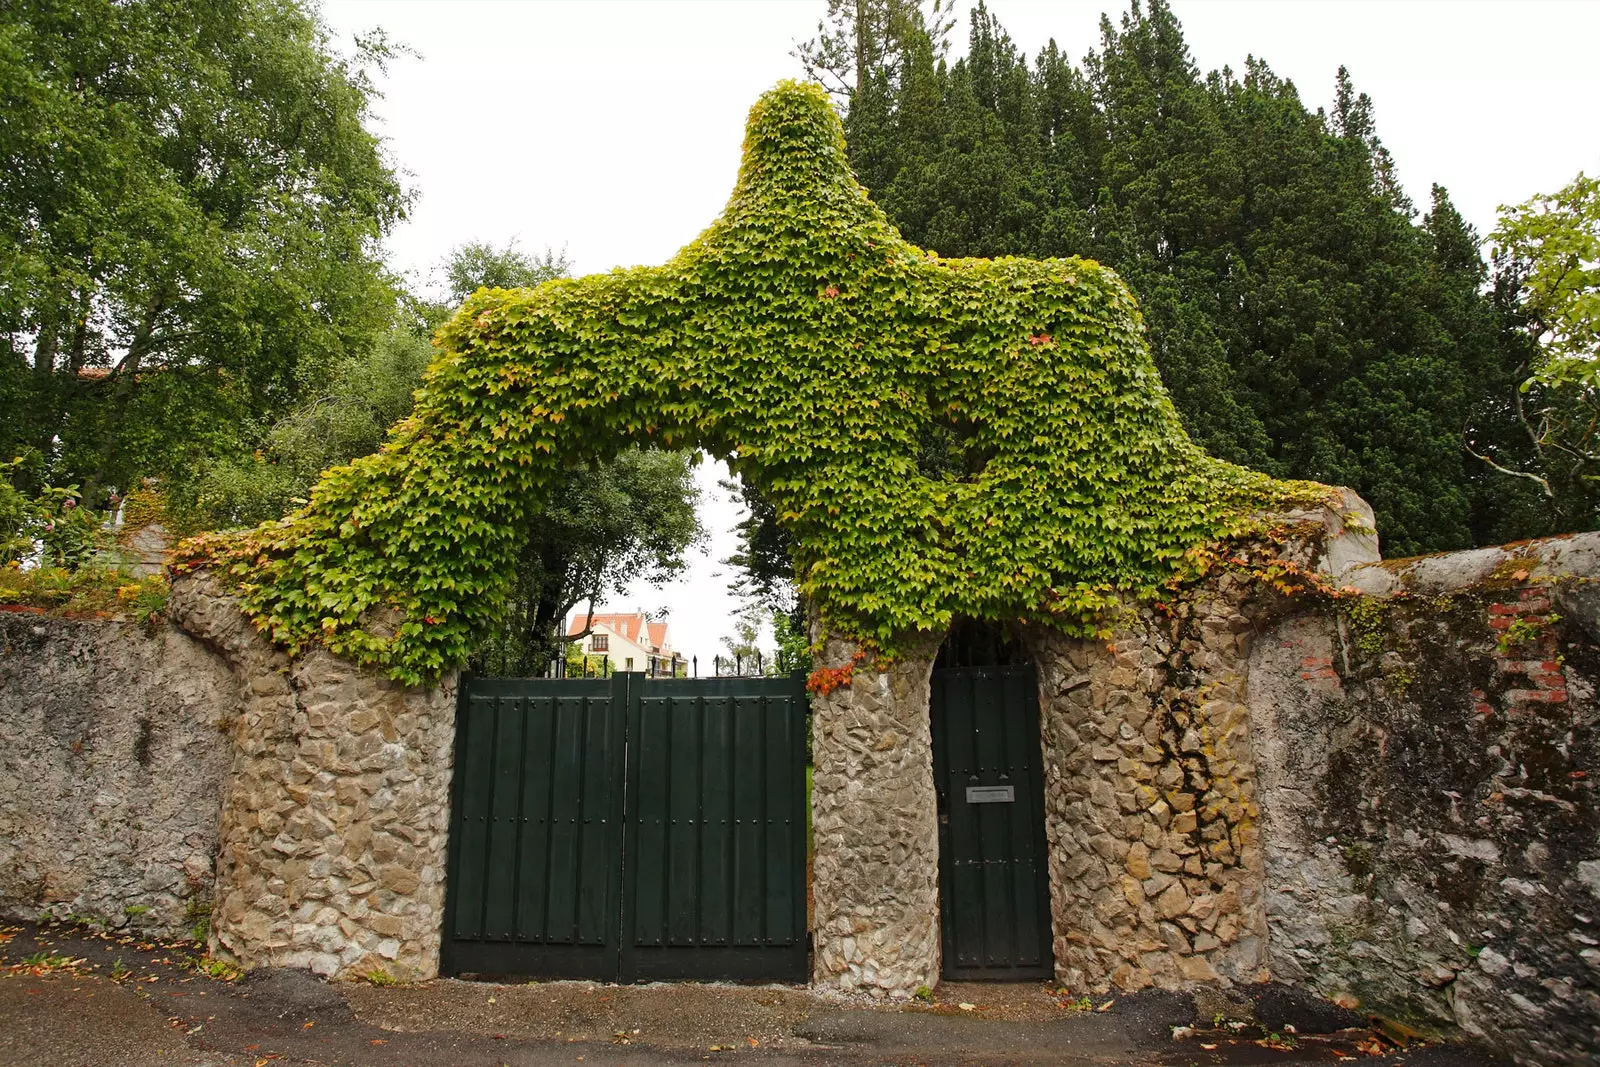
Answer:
top-left (931, 665), bottom-right (1054, 980)
top-left (442, 672), bottom-right (808, 983)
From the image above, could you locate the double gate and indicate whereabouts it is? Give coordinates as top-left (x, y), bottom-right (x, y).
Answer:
top-left (443, 672), bottom-right (809, 983)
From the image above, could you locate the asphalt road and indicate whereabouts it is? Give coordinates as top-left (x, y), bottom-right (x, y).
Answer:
top-left (0, 919), bottom-right (1502, 1067)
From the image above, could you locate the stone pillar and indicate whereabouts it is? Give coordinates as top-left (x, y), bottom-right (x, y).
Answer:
top-left (1026, 579), bottom-right (1272, 993)
top-left (167, 575), bottom-right (458, 980)
top-left (1022, 488), bottom-right (1380, 993)
top-left (809, 624), bottom-right (942, 997)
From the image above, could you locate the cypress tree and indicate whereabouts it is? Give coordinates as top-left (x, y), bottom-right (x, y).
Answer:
top-left (825, 0), bottom-right (1538, 555)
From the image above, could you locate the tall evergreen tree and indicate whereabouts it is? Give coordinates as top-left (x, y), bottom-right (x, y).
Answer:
top-left (809, 0), bottom-right (1540, 557)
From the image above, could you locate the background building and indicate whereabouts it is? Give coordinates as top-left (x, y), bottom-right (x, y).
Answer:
top-left (566, 612), bottom-right (682, 676)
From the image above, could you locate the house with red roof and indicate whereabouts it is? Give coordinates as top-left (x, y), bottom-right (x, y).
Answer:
top-left (565, 611), bottom-right (683, 676)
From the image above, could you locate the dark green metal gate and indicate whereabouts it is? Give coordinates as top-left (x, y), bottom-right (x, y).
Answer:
top-left (931, 665), bottom-right (1054, 980)
top-left (442, 672), bottom-right (808, 983)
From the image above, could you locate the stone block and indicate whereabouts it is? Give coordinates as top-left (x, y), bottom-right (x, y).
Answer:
top-left (1157, 882), bottom-right (1191, 920)
top-left (1126, 842), bottom-right (1152, 879)
top-left (1177, 954), bottom-right (1220, 982)
top-left (1152, 849), bottom-right (1183, 873)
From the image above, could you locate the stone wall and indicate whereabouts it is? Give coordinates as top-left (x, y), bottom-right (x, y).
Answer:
top-left (1013, 506), bottom-right (1599, 1064)
top-left (6, 495), bottom-right (1597, 1067)
top-left (806, 491), bottom-right (1380, 1002)
top-left (0, 610), bottom-right (235, 938)
top-left (1250, 535), bottom-right (1600, 1066)
top-left (166, 575), bottom-right (459, 981)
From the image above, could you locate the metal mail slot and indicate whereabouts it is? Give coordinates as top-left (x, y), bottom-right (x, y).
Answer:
top-left (966, 785), bottom-right (1015, 804)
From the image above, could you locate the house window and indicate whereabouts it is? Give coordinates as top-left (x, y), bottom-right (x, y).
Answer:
top-left (625, 657), bottom-right (634, 670)
top-left (591, 634), bottom-right (608, 652)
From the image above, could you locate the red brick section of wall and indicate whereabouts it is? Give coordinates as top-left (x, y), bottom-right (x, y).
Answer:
top-left (1484, 588), bottom-right (1569, 715)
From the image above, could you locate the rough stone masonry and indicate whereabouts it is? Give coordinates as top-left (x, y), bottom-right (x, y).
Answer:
top-left (1253, 535), bottom-right (1600, 1066)
top-left (1022, 571), bottom-right (1273, 997)
top-left (805, 492), bottom-right (1377, 1000)
top-left (0, 609), bottom-right (234, 939)
top-left (808, 624), bottom-right (944, 996)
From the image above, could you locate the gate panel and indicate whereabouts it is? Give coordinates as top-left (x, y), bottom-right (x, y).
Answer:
top-left (698, 695), bottom-right (733, 947)
top-left (621, 676), bottom-right (808, 982)
top-left (932, 665), bottom-right (1053, 980)
top-left (441, 675), bottom-right (627, 977)
top-left (513, 695), bottom-right (554, 941)
top-left (732, 694), bottom-right (766, 945)
top-left (762, 689), bottom-right (800, 947)
top-left (481, 695), bottom-right (526, 939)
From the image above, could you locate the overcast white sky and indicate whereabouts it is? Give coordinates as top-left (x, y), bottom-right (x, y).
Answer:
top-left (319, 0), bottom-right (1600, 666)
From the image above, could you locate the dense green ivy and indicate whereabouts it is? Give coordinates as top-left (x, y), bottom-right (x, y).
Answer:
top-left (189, 81), bottom-right (1325, 683)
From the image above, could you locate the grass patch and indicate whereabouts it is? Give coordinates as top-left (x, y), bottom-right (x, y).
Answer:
top-left (185, 899), bottom-right (211, 944)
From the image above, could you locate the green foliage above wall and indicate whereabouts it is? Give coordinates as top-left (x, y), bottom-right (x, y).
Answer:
top-left (189, 81), bottom-right (1324, 683)
top-left (0, 0), bottom-right (408, 501)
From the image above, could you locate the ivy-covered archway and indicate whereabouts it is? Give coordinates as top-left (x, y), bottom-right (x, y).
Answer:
top-left (190, 80), bottom-right (1321, 684)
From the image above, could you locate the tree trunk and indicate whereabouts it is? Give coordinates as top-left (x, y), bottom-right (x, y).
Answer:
top-left (29, 296), bottom-right (64, 461)
top-left (86, 289), bottom-right (166, 499)
top-left (854, 0), bottom-right (871, 97)
top-left (527, 550), bottom-right (573, 673)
